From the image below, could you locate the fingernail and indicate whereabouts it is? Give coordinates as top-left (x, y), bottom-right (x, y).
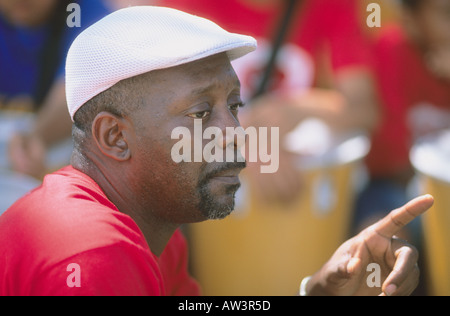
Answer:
top-left (384, 284), bottom-right (397, 296)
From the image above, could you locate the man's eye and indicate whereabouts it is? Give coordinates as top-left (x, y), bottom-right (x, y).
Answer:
top-left (229, 102), bottom-right (246, 112)
top-left (187, 111), bottom-right (210, 119)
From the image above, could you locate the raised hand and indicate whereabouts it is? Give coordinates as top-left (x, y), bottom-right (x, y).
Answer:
top-left (306, 194), bottom-right (435, 296)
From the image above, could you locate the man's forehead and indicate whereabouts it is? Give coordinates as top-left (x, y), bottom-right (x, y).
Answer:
top-left (156, 53), bottom-right (233, 76)
top-left (142, 53), bottom-right (239, 89)
top-left (189, 78), bottom-right (241, 97)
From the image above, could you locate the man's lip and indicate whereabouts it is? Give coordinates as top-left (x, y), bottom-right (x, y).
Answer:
top-left (209, 169), bottom-right (243, 184)
top-left (210, 175), bottom-right (241, 185)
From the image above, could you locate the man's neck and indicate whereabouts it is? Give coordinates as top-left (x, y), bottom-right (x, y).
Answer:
top-left (71, 153), bottom-right (178, 257)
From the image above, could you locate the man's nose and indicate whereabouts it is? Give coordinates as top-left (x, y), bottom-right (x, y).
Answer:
top-left (215, 111), bottom-right (245, 150)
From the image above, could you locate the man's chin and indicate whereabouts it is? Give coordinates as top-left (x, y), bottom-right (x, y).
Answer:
top-left (199, 186), bottom-right (239, 221)
top-left (195, 179), bottom-right (241, 220)
top-left (206, 205), bottom-right (235, 221)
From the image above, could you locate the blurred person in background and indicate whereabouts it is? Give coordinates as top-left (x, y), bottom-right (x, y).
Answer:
top-left (0, 0), bottom-right (110, 182)
top-left (159, 0), bottom-right (379, 205)
top-left (353, 0), bottom-right (450, 241)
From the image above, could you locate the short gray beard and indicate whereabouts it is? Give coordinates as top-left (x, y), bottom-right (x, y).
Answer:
top-left (198, 182), bottom-right (240, 220)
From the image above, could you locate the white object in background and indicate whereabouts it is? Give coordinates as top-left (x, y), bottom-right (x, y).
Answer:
top-left (283, 118), bottom-right (371, 170)
top-left (284, 118), bottom-right (332, 157)
top-left (410, 129), bottom-right (450, 184)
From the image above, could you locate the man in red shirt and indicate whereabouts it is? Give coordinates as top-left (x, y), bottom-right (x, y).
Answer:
top-left (0, 5), bottom-right (434, 296)
top-left (367, 0), bottom-right (450, 179)
top-left (354, 0), bottom-right (450, 236)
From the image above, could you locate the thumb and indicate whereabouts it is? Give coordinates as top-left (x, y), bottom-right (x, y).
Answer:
top-left (323, 256), bottom-right (364, 296)
top-left (328, 257), bottom-right (362, 285)
top-left (346, 257), bottom-right (363, 276)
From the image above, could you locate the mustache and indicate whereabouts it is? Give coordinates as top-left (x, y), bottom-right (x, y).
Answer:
top-left (200, 161), bottom-right (247, 182)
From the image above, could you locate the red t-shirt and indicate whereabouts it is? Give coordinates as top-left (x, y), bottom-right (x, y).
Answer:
top-left (161, 0), bottom-right (371, 99)
top-left (0, 166), bottom-right (200, 296)
top-left (366, 25), bottom-right (450, 177)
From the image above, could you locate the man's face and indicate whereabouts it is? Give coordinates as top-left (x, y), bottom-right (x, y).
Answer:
top-left (0, 0), bottom-right (58, 27)
top-left (405, 0), bottom-right (450, 79)
top-left (127, 53), bottom-right (246, 224)
top-left (408, 0), bottom-right (450, 51)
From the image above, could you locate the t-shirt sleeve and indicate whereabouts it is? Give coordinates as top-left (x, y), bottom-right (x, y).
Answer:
top-left (30, 243), bottom-right (164, 296)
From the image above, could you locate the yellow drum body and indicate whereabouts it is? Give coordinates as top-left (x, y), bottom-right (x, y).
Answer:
top-left (411, 130), bottom-right (450, 296)
top-left (420, 177), bottom-right (450, 296)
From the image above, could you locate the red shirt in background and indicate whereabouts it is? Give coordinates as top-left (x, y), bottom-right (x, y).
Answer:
top-left (0, 166), bottom-right (200, 296)
top-left (366, 25), bottom-right (450, 177)
top-left (162, 0), bottom-right (372, 100)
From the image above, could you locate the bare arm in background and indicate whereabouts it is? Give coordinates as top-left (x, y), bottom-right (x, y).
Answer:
top-left (8, 78), bottom-right (72, 179)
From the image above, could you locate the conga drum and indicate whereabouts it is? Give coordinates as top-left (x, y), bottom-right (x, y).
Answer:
top-left (188, 120), bottom-right (370, 295)
top-left (411, 129), bottom-right (450, 296)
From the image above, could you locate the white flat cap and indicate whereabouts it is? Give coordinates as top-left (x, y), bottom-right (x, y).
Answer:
top-left (65, 6), bottom-right (257, 120)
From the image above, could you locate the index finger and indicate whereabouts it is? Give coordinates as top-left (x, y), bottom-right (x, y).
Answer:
top-left (372, 194), bottom-right (434, 238)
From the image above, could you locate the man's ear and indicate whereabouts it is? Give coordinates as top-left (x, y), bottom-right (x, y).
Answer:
top-left (91, 112), bottom-right (132, 161)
